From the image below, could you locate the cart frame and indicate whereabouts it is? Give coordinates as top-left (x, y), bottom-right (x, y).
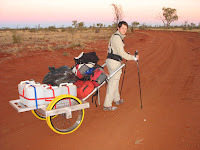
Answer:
top-left (9, 62), bottom-right (125, 134)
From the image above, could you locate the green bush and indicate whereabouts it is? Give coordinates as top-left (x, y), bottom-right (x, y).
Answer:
top-left (187, 25), bottom-right (193, 30)
top-left (139, 25), bottom-right (147, 30)
top-left (47, 26), bottom-right (58, 32)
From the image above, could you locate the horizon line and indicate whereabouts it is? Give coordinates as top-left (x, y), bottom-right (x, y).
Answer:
top-left (1, 21), bottom-right (199, 29)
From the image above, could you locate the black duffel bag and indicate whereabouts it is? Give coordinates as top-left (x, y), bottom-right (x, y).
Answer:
top-left (43, 65), bottom-right (77, 86)
top-left (74, 52), bottom-right (99, 64)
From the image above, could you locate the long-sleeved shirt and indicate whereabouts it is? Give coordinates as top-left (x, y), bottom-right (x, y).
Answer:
top-left (107, 30), bottom-right (136, 61)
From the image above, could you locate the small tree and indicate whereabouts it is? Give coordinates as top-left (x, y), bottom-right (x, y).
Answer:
top-left (183, 21), bottom-right (188, 30)
top-left (95, 23), bottom-right (103, 33)
top-left (161, 7), bottom-right (178, 29)
top-left (78, 22), bottom-right (84, 28)
top-left (111, 3), bottom-right (124, 29)
top-left (191, 22), bottom-right (196, 29)
top-left (131, 21), bottom-right (140, 32)
top-left (72, 20), bottom-right (78, 28)
top-left (97, 23), bottom-right (103, 28)
top-left (77, 22), bottom-right (85, 32)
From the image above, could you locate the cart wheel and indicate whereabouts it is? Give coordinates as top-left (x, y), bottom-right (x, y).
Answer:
top-left (31, 109), bottom-right (46, 120)
top-left (46, 94), bottom-right (84, 134)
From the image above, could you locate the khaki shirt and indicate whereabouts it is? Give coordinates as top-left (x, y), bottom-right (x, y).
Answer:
top-left (107, 31), bottom-right (135, 61)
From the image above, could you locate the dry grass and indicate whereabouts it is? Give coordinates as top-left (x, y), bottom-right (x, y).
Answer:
top-left (0, 28), bottom-right (113, 53)
top-left (1, 27), bottom-right (199, 54)
top-left (146, 28), bottom-right (200, 33)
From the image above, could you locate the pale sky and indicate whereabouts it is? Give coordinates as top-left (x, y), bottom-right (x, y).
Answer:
top-left (0, 0), bottom-right (199, 28)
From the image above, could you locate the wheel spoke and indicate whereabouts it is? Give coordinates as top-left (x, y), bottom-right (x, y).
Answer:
top-left (31, 109), bottom-right (46, 120)
top-left (46, 95), bottom-right (84, 134)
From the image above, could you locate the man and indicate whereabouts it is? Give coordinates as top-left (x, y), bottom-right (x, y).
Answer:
top-left (103, 21), bottom-right (139, 111)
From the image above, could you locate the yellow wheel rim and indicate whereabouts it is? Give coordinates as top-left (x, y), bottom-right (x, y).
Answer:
top-left (31, 109), bottom-right (46, 120)
top-left (46, 94), bottom-right (84, 134)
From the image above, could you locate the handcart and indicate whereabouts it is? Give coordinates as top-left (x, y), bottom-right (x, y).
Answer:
top-left (9, 63), bottom-right (125, 134)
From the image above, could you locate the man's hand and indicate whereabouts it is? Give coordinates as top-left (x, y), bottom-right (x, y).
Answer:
top-left (136, 55), bottom-right (139, 61)
top-left (135, 50), bottom-right (139, 61)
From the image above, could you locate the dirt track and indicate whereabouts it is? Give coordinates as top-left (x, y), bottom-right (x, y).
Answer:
top-left (0, 30), bottom-right (200, 150)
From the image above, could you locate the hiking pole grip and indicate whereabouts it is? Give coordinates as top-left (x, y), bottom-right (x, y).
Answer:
top-left (135, 50), bottom-right (138, 61)
top-left (135, 50), bottom-right (138, 56)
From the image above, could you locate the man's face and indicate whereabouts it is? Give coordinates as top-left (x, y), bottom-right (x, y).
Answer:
top-left (118, 24), bottom-right (128, 35)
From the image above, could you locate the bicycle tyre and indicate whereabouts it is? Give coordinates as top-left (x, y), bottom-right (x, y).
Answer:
top-left (46, 94), bottom-right (84, 134)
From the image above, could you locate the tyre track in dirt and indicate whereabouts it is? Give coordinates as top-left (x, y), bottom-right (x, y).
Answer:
top-left (123, 31), bottom-right (200, 150)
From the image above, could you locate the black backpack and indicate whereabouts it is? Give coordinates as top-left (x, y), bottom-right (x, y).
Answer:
top-left (74, 52), bottom-right (99, 64)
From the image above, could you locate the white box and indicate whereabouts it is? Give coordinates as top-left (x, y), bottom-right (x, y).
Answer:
top-left (18, 80), bottom-right (36, 105)
top-left (44, 83), bottom-right (77, 105)
top-left (59, 83), bottom-right (77, 96)
top-left (44, 86), bottom-right (62, 104)
top-left (18, 81), bottom-right (78, 107)
top-left (22, 84), bottom-right (46, 107)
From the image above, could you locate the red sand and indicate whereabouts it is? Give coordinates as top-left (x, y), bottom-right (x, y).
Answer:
top-left (0, 30), bottom-right (200, 150)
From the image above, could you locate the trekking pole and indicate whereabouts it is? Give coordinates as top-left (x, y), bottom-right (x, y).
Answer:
top-left (135, 50), bottom-right (143, 109)
top-left (120, 52), bottom-right (129, 97)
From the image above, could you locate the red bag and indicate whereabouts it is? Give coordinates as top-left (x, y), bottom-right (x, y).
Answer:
top-left (75, 80), bottom-right (94, 99)
top-left (90, 68), bottom-right (107, 87)
top-left (72, 63), bottom-right (94, 79)
top-left (74, 80), bottom-right (84, 86)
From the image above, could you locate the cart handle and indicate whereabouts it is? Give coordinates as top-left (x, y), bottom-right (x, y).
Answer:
top-left (82, 63), bottom-right (125, 101)
top-left (101, 63), bottom-right (106, 68)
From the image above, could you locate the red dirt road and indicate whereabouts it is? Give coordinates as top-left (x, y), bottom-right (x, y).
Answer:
top-left (0, 30), bottom-right (200, 150)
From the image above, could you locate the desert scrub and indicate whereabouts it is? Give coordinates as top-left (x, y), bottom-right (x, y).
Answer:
top-left (63, 52), bottom-right (69, 56)
top-left (69, 42), bottom-right (83, 49)
top-left (46, 26), bottom-right (58, 32)
top-left (12, 31), bottom-right (22, 44)
top-left (51, 44), bottom-right (68, 50)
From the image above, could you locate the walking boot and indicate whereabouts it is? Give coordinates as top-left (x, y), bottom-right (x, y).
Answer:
top-left (115, 99), bottom-right (124, 105)
top-left (103, 106), bottom-right (117, 111)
